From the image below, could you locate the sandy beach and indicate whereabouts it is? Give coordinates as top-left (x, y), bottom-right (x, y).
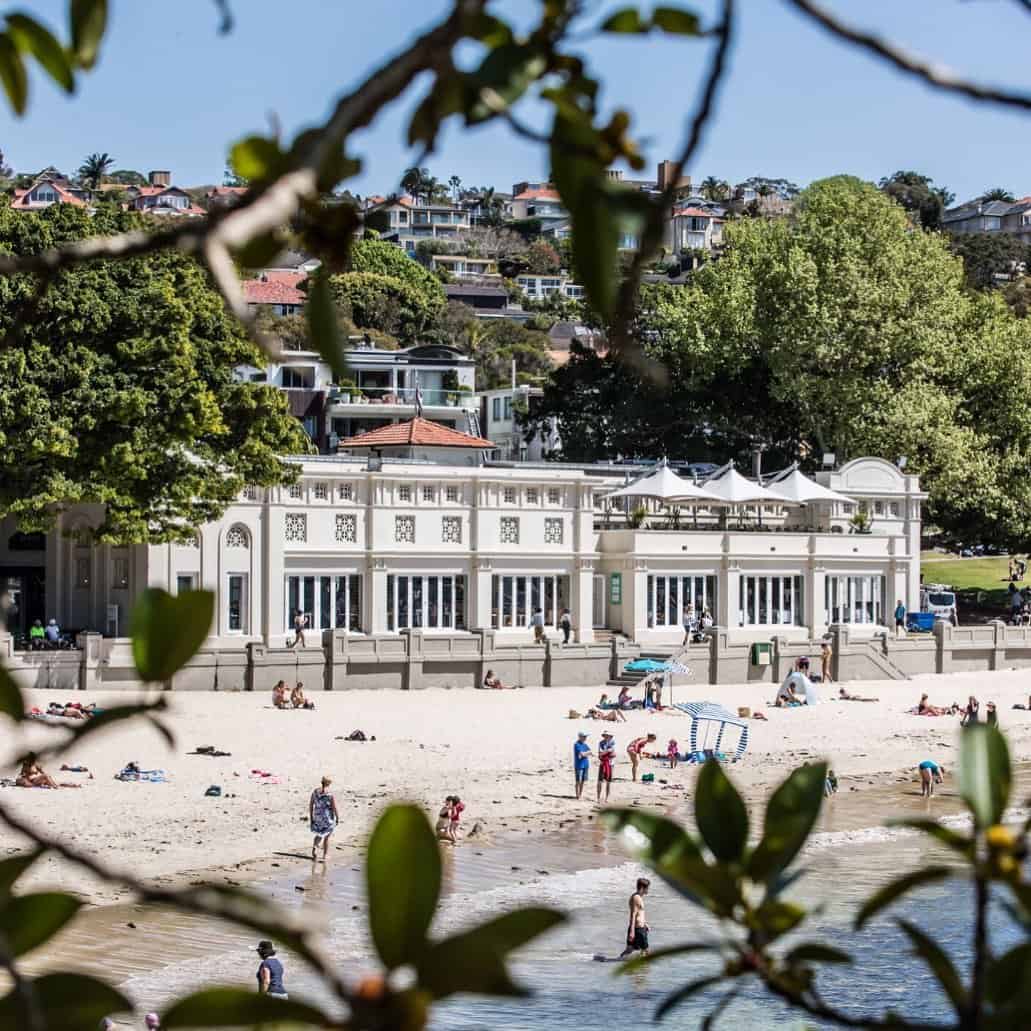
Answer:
top-left (3, 669), bottom-right (1030, 906)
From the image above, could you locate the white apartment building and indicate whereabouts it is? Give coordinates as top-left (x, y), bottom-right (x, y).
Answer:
top-left (370, 197), bottom-right (472, 255)
top-left (515, 273), bottom-right (585, 300)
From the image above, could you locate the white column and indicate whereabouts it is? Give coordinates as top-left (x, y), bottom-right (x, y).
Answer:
top-left (808, 563), bottom-right (826, 638)
top-left (368, 560), bottom-right (388, 634)
top-left (572, 560), bottom-right (595, 643)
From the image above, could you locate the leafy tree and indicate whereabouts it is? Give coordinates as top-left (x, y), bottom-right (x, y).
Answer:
top-left (0, 205), bottom-right (307, 542)
top-left (448, 173), bottom-right (462, 201)
top-left (878, 169), bottom-right (954, 230)
top-left (445, 313), bottom-right (552, 388)
top-left (330, 272), bottom-right (440, 342)
top-left (349, 237), bottom-right (446, 307)
top-left (76, 151), bottom-right (113, 193)
top-left (105, 168), bottom-right (147, 186)
top-left (222, 164), bottom-right (247, 187)
top-left (699, 175), bottom-right (730, 201)
top-left (523, 239), bottom-right (562, 274)
top-left (981, 187), bottom-right (1015, 202)
top-left (949, 231), bottom-right (1030, 290)
top-left (738, 175), bottom-right (799, 199)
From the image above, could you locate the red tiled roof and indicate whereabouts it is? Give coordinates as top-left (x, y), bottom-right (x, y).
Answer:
top-left (207, 185), bottom-right (249, 196)
top-left (243, 277), bottom-right (307, 305)
top-left (514, 188), bottom-right (561, 202)
top-left (673, 207), bottom-right (715, 217)
top-left (12, 180), bottom-right (86, 208)
top-left (338, 417), bottom-right (495, 450)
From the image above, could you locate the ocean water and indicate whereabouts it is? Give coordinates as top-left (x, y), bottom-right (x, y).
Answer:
top-left (37, 775), bottom-right (1031, 1029)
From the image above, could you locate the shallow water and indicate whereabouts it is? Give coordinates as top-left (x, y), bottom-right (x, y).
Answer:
top-left (33, 766), bottom-right (1031, 1029)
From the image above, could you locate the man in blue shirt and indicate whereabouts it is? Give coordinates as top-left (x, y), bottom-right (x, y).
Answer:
top-left (573, 732), bottom-right (592, 800)
top-left (894, 599), bottom-right (906, 638)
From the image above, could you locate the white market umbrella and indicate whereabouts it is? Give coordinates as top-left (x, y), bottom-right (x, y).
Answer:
top-left (604, 461), bottom-right (720, 503)
top-left (764, 468), bottom-right (855, 506)
top-left (701, 466), bottom-right (784, 505)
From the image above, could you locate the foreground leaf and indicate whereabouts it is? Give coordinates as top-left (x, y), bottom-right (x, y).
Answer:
top-left (131, 588), bottom-right (214, 682)
top-left (0, 892), bottom-right (82, 956)
top-left (854, 867), bottom-right (953, 928)
top-left (986, 942), bottom-right (1031, 1007)
top-left (695, 759), bottom-right (748, 862)
top-left (601, 8), bottom-right (649, 33)
top-left (888, 818), bottom-right (974, 858)
top-left (0, 850), bottom-right (41, 897)
top-left (897, 919), bottom-right (967, 1014)
top-left (0, 33), bottom-right (27, 115)
top-left (0, 972), bottom-right (128, 1029)
top-left (618, 941), bottom-right (720, 974)
top-left (417, 907), bottom-right (564, 999)
top-left (785, 942), bottom-right (852, 965)
top-left (747, 762), bottom-right (827, 884)
top-left (6, 14), bottom-right (74, 92)
top-left (958, 724), bottom-right (1010, 828)
top-left (31, 698), bottom-right (170, 760)
top-left (656, 975), bottom-right (723, 1020)
top-left (161, 987), bottom-right (329, 1028)
top-left (0, 662), bottom-right (24, 720)
top-left (652, 6), bottom-right (702, 35)
top-left (307, 271), bottom-right (347, 382)
top-left (69, 0), bottom-right (107, 69)
top-left (367, 804), bottom-right (441, 969)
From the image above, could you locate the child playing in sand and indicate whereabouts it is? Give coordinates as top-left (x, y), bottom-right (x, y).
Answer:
top-left (435, 798), bottom-right (453, 842)
top-left (919, 759), bottom-right (945, 797)
top-left (448, 795), bottom-right (465, 842)
top-left (667, 739), bottom-right (679, 770)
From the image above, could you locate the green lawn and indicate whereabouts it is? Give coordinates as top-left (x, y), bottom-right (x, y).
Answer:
top-left (922, 556), bottom-right (1018, 610)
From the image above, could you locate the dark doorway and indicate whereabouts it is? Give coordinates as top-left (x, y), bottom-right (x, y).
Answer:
top-left (0, 567), bottom-right (45, 640)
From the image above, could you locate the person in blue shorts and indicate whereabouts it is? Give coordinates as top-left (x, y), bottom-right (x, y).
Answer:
top-left (919, 759), bottom-right (945, 797)
top-left (573, 732), bottom-right (592, 800)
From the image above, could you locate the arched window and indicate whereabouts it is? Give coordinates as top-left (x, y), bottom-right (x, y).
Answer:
top-left (226, 524), bottom-right (250, 549)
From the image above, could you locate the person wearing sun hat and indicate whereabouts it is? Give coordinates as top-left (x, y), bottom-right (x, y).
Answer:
top-left (573, 731), bottom-right (592, 800)
top-left (255, 939), bottom-right (288, 999)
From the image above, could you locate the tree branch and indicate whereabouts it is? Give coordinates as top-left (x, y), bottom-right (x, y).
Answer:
top-left (611, 0), bottom-right (735, 353)
top-left (785, 0), bottom-right (1031, 110)
top-left (0, 933), bottom-right (43, 1031)
top-left (0, 798), bottom-right (352, 1007)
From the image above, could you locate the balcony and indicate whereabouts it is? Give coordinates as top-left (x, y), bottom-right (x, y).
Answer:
top-left (327, 385), bottom-right (479, 416)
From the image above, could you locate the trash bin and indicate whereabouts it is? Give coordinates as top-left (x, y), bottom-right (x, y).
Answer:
top-left (750, 642), bottom-right (772, 666)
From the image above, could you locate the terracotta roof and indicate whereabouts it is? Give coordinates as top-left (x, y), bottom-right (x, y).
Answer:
top-left (338, 417), bottom-right (495, 450)
top-left (514, 188), bottom-right (562, 202)
top-left (674, 206), bottom-right (716, 217)
top-left (243, 277), bottom-right (307, 305)
top-left (12, 180), bottom-right (86, 208)
top-left (207, 185), bottom-right (249, 196)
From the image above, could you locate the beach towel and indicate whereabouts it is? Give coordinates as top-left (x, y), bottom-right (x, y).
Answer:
top-left (249, 769), bottom-right (282, 785)
top-left (115, 766), bottom-right (168, 783)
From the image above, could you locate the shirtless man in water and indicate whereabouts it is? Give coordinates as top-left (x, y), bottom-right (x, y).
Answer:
top-left (619, 877), bottom-right (651, 957)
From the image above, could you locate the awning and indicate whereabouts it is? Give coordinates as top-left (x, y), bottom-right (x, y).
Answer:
top-left (700, 466), bottom-right (785, 505)
top-left (764, 468), bottom-right (855, 505)
top-left (604, 461), bottom-right (722, 503)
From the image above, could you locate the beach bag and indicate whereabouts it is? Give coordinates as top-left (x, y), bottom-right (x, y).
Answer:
top-left (641, 773), bottom-right (655, 783)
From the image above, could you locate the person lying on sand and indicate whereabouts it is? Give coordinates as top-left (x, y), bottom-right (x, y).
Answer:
top-left (914, 693), bottom-right (958, 717)
top-left (838, 687), bottom-right (880, 702)
top-left (585, 707), bottom-right (626, 722)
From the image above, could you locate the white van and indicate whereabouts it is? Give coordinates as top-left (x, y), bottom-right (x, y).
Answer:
top-left (921, 585), bottom-right (958, 626)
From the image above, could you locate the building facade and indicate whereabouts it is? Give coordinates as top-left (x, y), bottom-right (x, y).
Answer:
top-left (0, 455), bottom-right (924, 685)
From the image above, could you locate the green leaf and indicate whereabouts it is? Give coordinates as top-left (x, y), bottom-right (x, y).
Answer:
top-left (652, 6), bottom-right (702, 35)
top-left (234, 231), bottom-right (281, 272)
top-left (0, 850), bottom-right (41, 897)
top-left (0, 34), bottom-right (27, 115)
top-left (131, 588), bottom-right (214, 682)
top-left (306, 271), bottom-right (347, 382)
top-left (69, 0), bottom-right (106, 69)
top-left (467, 45), bottom-right (547, 123)
top-left (161, 987), bottom-right (329, 1028)
top-left (571, 184), bottom-right (620, 319)
top-left (986, 942), bottom-right (1031, 1006)
top-left (746, 762), bottom-right (827, 884)
top-left (896, 918), bottom-right (967, 1014)
top-left (785, 942), bottom-right (852, 965)
top-left (0, 662), bottom-right (24, 721)
top-left (656, 975), bottom-right (723, 1020)
top-left (603, 808), bottom-right (739, 914)
top-left (408, 75), bottom-right (468, 147)
top-left (695, 759), bottom-right (748, 862)
top-left (601, 8), bottom-right (650, 33)
top-left (366, 804), bottom-right (441, 969)
top-left (958, 724), bottom-right (1011, 828)
top-left (0, 972), bottom-right (129, 1029)
top-left (463, 12), bottom-right (514, 47)
top-left (228, 134), bottom-right (284, 183)
top-left (888, 818), bottom-right (974, 858)
top-left (0, 892), bottom-right (82, 956)
top-left (417, 907), bottom-right (564, 999)
top-left (854, 866), bottom-right (952, 928)
top-left (6, 14), bottom-right (74, 92)
top-left (753, 899), bottom-right (806, 940)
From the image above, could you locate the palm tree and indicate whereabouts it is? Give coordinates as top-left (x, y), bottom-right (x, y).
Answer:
top-left (449, 174), bottom-right (462, 202)
top-left (77, 152), bottom-right (114, 195)
top-left (981, 187), bottom-right (1015, 203)
top-left (699, 176), bottom-right (729, 202)
top-left (400, 166), bottom-right (428, 203)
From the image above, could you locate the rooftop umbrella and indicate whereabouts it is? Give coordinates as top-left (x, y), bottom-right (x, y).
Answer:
top-left (604, 460), bottom-right (722, 503)
top-left (764, 467), bottom-right (856, 506)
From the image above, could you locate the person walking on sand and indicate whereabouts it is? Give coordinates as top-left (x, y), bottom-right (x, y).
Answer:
top-left (820, 640), bottom-right (834, 683)
top-left (627, 733), bottom-right (656, 782)
top-left (255, 940), bottom-right (288, 999)
top-left (597, 731), bottom-right (615, 803)
top-left (619, 878), bottom-right (651, 958)
top-left (894, 599), bottom-right (906, 639)
top-left (573, 732), bottom-right (592, 800)
top-left (919, 760), bottom-right (945, 798)
top-left (309, 776), bottom-right (339, 861)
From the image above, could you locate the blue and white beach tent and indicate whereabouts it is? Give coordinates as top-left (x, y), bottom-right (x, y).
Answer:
top-left (674, 701), bottom-right (750, 760)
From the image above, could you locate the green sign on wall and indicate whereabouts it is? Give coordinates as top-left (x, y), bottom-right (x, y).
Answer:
top-left (610, 572), bottom-right (622, 604)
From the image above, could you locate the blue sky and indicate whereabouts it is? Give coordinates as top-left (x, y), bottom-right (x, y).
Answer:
top-left (1, 0), bottom-right (1029, 202)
